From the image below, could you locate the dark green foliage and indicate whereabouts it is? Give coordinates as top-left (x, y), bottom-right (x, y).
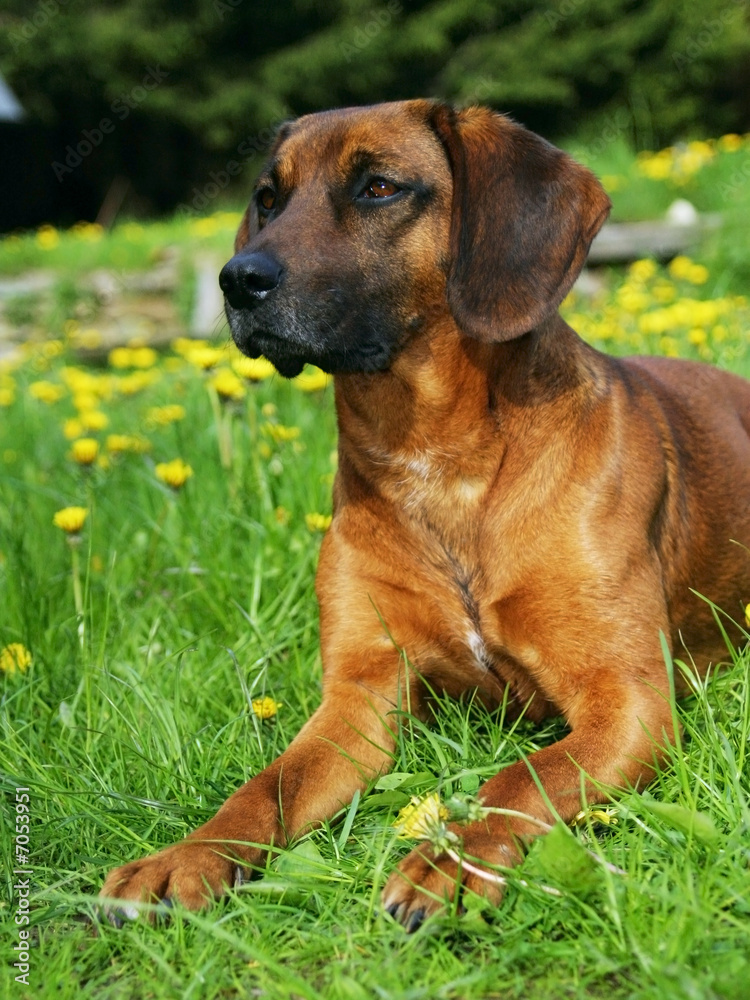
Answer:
top-left (1, 0), bottom-right (749, 220)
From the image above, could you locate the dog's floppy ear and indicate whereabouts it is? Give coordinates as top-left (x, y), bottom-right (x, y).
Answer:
top-left (430, 104), bottom-right (611, 341)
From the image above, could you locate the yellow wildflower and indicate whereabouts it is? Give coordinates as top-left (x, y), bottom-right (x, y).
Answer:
top-left (628, 259), bottom-right (656, 283)
top-left (107, 434), bottom-right (151, 454)
top-left (109, 347), bottom-right (135, 369)
top-left (571, 808), bottom-right (619, 827)
top-left (745, 603), bottom-right (750, 628)
top-left (718, 133), bottom-right (743, 152)
top-left (80, 409), bottom-right (109, 431)
top-left (0, 643), bottom-right (32, 675)
top-left (261, 402), bottom-right (277, 417)
top-left (252, 696), bottom-right (282, 720)
top-left (71, 438), bottom-right (100, 465)
top-left (69, 327), bottom-right (103, 350)
top-left (145, 404), bottom-right (186, 427)
top-left (63, 418), bottom-right (84, 440)
top-left (131, 347), bottom-right (158, 369)
top-left (668, 256), bottom-right (694, 281)
top-left (211, 368), bottom-right (246, 401)
top-left (73, 391), bottom-right (99, 412)
top-left (293, 367), bottom-right (331, 392)
top-left (0, 388), bottom-right (14, 407)
top-left (394, 794), bottom-right (450, 839)
top-left (232, 356), bottom-right (276, 381)
top-left (264, 423), bottom-right (301, 443)
top-left (686, 264), bottom-right (709, 285)
top-left (29, 380), bottom-right (65, 404)
top-left (155, 458), bottom-right (193, 490)
top-left (187, 346), bottom-right (225, 370)
top-left (36, 225), bottom-right (60, 250)
top-left (53, 506), bottom-right (88, 534)
top-left (305, 512), bottom-right (332, 533)
top-left (687, 328), bottom-right (707, 346)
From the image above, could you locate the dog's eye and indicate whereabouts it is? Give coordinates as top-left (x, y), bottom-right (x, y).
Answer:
top-left (257, 188), bottom-right (276, 212)
top-left (360, 178), bottom-right (401, 200)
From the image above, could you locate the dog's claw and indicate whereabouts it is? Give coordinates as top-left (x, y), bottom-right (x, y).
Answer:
top-left (405, 908), bottom-right (426, 933)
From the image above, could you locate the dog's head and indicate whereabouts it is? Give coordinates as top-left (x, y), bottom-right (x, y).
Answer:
top-left (220, 100), bottom-right (610, 378)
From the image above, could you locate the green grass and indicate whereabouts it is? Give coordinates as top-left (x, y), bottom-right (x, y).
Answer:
top-left (1, 139), bottom-right (750, 996)
top-left (1, 330), bottom-right (749, 999)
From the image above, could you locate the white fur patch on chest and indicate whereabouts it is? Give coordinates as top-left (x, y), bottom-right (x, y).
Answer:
top-left (466, 627), bottom-right (491, 671)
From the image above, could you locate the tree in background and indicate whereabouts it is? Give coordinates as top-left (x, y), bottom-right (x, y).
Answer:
top-left (0, 0), bottom-right (748, 227)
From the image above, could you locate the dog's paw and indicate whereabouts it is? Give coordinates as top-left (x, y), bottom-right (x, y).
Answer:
top-left (99, 840), bottom-right (242, 922)
top-left (381, 832), bottom-right (518, 931)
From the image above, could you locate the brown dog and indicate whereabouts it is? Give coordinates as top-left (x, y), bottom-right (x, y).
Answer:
top-left (101, 100), bottom-right (750, 929)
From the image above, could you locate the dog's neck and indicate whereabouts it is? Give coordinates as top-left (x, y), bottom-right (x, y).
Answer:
top-left (334, 313), bottom-right (598, 502)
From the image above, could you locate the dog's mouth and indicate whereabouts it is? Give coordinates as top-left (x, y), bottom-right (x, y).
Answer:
top-left (225, 302), bottom-right (398, 378)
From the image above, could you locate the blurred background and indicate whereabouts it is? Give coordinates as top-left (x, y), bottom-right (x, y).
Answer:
top-left (1, 0), bottom-right (749, 232)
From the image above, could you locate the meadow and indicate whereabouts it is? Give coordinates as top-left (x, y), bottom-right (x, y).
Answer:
top-left (1, 134), bottom-right (750, 1000)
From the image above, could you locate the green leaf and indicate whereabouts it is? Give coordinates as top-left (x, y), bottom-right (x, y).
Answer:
top-left (274, 838), bottom-right (325, 877)
top-left (644, 802), bottom-right (720, 846)
top-left (526, 822), bottom-right (600, 897)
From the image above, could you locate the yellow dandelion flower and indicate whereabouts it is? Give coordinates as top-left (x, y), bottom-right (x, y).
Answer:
top-left (187, 346), bottom-right (225, 371)
top-left (36, 225), bottom-right (60, 250)
top-left (305, 512), bottom-right (332, 533)
top-left (394, 794), bottom-right (450, 840)
top-left (131, 347), bottom-right (158, 369)
top-left (63, 418), bottom-right (84, 440)
top-left (251, 696), bottom-right (282, 719)
top-left (686, 264), bottom-right (709, 285)
top-left (668, 256), bottom-right (694, 281)
top-left (155, 458), bottom-right (193, 489)
top-left (718, 133), bottom-right (743, 153)
top-left (745, 603), bottom-right (750, 628)
top-left (73, 391), bottom-right (99, 412)
top-left (232, 356), bottom-right (276, 381)
top-left (264, 423), bottom-right (301, 443)
top-left (628, 259), bottom-right (656, 283)
top-left (0, 388), bottom-right (14, 407)
top-left (80, 409), bottom-right (109, 431)
top-left (211, 368), bottom-right (246, 401)
top-left (29, 380), bottom-right (65, 404)
top-left (145, 404), bottom-right (186, 427)
top-left (109, 347), bottom-right (135, 369)
top-left (107, 433), bottom-right (151, 454)
top-left (53, 506), bottom-right (88, 533)
top-left (261, 402), bottom-right (276, 417)
top-left (171, 337), bottom-right (206, 357)
top-left (117, 371), bottom-right (160, 395)
top-left (0, 643), bottom-right (32, 674)
top-left (69, 327), bottom-right (103, 350)
top-left (71, 438), bottom-right (100, 465)
top-left (687, 328), bottom-right (707, 346)
top-left (293, 367), bottom-right (331, 392)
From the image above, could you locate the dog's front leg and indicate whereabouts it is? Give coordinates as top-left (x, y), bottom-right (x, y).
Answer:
top-left (100, 666), bottom-right (404, 917)
top-left (382, 669), bottom-right (674, 929)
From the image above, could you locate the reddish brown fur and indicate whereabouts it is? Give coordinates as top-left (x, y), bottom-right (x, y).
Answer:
top-left (101, 101), bottom-right (750, 928)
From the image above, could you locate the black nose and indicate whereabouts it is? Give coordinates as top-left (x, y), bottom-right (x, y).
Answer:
top-left (219, 251), bottom-right (284, 309)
